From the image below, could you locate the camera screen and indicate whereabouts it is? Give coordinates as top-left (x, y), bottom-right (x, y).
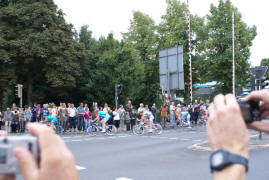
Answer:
top-left (0, 148), bottom-right (7, 164)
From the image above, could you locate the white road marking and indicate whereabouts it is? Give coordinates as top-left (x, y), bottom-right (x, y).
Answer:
top-left (62, 137), bottom-right (72, 139)
top-left (118, 136), bottom-right (128, 138)
top-left (71, 139), bottom-right (82, 142)
top-left (115, 177), bottom-right (134, 180)
top-left (76, 165), bottom-right (87, 170)
top-left (168, 138), bottom-right (178, 140)
top-left (192, 140), bottom-right (202, 142)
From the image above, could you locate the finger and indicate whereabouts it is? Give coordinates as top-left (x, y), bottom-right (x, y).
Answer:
top-left (246, 90), bottom-right (269, 101)
top-left (225, 94), bottom-right (238, 107)
top-left (208, 103), bottom-right (216, 120)
top-left (13, 147), bottom-right (39, 180)
top-left (213, 94), bottom-right (226, 110)
top-left (26, 123), bottom-right (62, 148)
top-left (260, 103), bottom-right (269, 112)
top-left (261, 111), bottom-right (269, 120)
top-left (0, 131), bottom-right (7, 136)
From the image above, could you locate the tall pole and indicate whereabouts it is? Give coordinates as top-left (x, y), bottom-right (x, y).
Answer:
top-left (187, 0), bottom-right (192, 103)
top-left (232, 12), bottom-right (235, 95)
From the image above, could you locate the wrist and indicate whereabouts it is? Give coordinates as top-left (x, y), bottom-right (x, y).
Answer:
top-left (228, 146), bottom-right (248, 159)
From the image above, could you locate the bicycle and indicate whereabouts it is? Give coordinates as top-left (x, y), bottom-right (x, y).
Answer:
top-left (133, 120), bottom-right (163, 135)
top-left (86, 119), bottom-right (117, 136)
top-left (177, 119), bottom-right (190, 128)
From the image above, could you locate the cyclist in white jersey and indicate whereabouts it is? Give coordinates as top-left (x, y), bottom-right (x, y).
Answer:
top-left (141, 110), bottom-right (153, 132)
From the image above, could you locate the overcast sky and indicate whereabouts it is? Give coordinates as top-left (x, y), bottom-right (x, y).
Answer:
top-left (54, 0), bottom-right (269, 66)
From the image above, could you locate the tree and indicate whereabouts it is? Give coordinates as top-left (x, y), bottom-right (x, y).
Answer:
top-left (0, 0), bottom-right (87, 105)
top-left (158, 0), bottom-right (208, 101)
top-left (123, 11), bottom-right (159, 104)
top-left (261, 58), bottom-right (269, 79)
top-left (77, 28), bottom-right (145, 107)
top-left (205, 0), bottom-right (257, 94)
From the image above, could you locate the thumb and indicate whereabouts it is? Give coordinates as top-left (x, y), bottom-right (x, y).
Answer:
top-left (13, 147), bottom-right (39, 180)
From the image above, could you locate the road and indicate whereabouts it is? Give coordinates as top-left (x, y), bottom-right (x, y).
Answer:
top-left (62, 126), bottom-right (269, 180)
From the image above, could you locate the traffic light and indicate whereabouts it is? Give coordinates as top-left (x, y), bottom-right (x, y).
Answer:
top-left (116, 85), bottom-right (122, 94)
top-left (246, 76), bottom-right (255, 91)
top-left (261, 77), bottom-right (269, 89)
top-left (14, 85), bottom-right (19, 97)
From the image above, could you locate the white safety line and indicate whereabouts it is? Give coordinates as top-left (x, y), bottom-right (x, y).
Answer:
top-left (71, 139), bottom-right (82, 142)
top-left (115, 177), bottom-right (134, 180)
top-left (76, 165), bottom-right (87, 170)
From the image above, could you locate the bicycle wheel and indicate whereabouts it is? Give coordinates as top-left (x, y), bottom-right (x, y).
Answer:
top-left (133, 124), bottom-right (145, 135)
top-left (87, 125), bottom-right (98, 136)
top-left (153, 123), bottom-right (163, 135)
top-left (106, 125), bottom-right (117, 136)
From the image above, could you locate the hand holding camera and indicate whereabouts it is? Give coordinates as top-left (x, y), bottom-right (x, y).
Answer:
top-left (245, 90), bottom-right (269, 133)
top-left (0, 123), bottom-right (79, 180)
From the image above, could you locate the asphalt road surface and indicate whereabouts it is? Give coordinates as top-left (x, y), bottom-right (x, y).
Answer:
top-left (62, 126), bottom-right (269, 180)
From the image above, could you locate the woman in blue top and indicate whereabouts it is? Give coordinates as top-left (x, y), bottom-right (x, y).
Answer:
top-left (96, 109), bottom-right (110, 132)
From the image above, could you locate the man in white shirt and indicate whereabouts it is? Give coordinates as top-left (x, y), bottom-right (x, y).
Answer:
top-left (68, 104), bottom-right (77, 133)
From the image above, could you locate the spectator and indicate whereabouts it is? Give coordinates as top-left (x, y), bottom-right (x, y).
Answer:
top-left (68, 104), bottom-right (77, 133)
top-left (4, 108), bottom-right (12, 132)
top-left (18, 108), bottom-right (25, 133)
top-left (113, 108), bottom-right (120, 132)
top-left (59, 105), bottom-right (68, 133)
top-left (76, 103), bottom-right (85, 133)
top-left (50, 103), bottom-right (58, 118)
top-left (103, 103), bottom-right (109, 113)
top-left (35, 104), bottom-right (41, 122)
top-left (107, 108), bottom-right (114, 125)
top-left (84, 107), bottom-right (92, 131)
top-left (160, 104), bottom-right (168, 128)
top-left (31, 103), bottom-right (37, 122)
top-left (24, 105), bottom-right (32, 125)
top-left (175, 104), bottom-right (181, 122)
top-left (193, 100), bottom-right (200, 124)
top-left (125, 100), bottom-right (133, 115)
top-left (138, 103), bottom-right (145, 113)
top-left (125, 111), bottom-right (131, 131)
top-left (169, 102), bottom-right (176, 126)
top-left (118, 105), bottom-right (125, 132)
top-left (151, 103), bottom-right (157, 123)
top-left (130, 109), bottom-right (136, 130)
top-left (11, 110), bottom-right (19, 133)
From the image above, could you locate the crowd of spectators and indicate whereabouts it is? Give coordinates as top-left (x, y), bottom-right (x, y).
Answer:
top-left (0, 99), bottom-right (212, 133)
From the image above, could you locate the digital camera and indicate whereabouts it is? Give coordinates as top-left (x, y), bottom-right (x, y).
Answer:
top-left (238, 100), bottom-right (260, 124)
top-left (0, 135), bottom-right (39, 174)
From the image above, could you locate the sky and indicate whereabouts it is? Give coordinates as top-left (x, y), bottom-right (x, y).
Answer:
top-left (53, 0), bottom-right (269, 66)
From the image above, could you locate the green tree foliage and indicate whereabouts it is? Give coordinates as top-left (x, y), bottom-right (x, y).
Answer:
top-left (205, 0), bottom-right (257, 94)
top-left (122, 11), bottom-right (159, 105)
top-left (0, 0), bottom-right (87, 105)
top-left (77, 27), bottom-right (145, 106)
top-left (261, 58), bottom-right (269, 78)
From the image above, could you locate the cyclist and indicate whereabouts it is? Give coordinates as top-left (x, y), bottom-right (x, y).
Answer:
top-left (43, 112), bottom-right (58, 129)
top-left (180, 110), bottom-right (191, 128)
top-left (96, 110), bottom-right (111, 132)
top-left (141, 110), bottom-right (154, 132)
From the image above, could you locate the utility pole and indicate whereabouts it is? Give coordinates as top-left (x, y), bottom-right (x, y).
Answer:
top-left (232, 12), bottom-right (235, 95)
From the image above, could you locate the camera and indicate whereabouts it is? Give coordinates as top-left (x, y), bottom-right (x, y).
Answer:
top-left (0, 135), bottom-right (39, 174)
top-left (238, 100), bottom-right (260, 124)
